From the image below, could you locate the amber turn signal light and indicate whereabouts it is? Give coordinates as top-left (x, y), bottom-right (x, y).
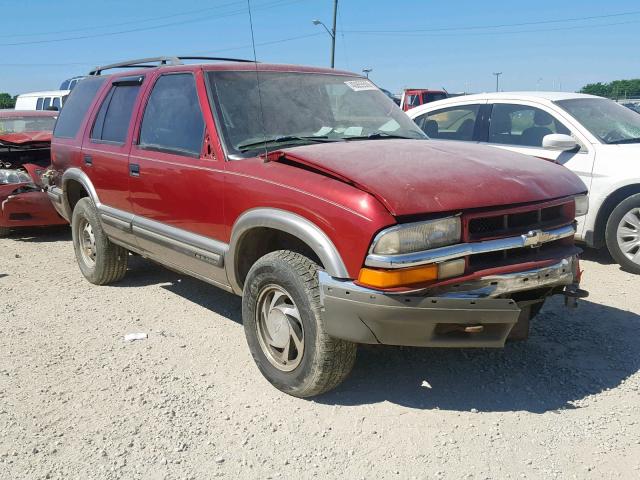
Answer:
top-left (358, 264), bottom-right (439, 289)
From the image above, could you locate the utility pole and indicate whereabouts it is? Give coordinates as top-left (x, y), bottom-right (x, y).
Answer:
top-left (312, 0), bottom-right (339, 68)
top-left (493, 72), bottom-right (502, 92)
top-left (330, 0), bottom-right (338, 69)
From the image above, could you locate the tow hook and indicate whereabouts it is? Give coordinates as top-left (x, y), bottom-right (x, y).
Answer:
top-left (564, 283), bottom-right (589, 308)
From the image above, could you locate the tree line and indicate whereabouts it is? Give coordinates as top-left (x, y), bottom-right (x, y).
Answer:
top-left (0, 93), bottom-right (16, 109)
top-left (580, 79), bottom-right (640, 99)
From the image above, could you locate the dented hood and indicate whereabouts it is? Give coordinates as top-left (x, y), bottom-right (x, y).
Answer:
top-left (272, 139), bottom-right (587, 216)
top-left (0, 131), bottom-right (52, 146)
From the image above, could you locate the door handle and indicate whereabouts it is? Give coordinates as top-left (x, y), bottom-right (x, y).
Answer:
top-left (83, 154), bottom-right (93, 166)
top-left (129, 163), bottom-right (140, 177)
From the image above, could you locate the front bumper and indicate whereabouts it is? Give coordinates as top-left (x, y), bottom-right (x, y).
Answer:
top-left (1, 187), bottom-right (67, 229)
top-left (319, 255), bottom-right (582, 348)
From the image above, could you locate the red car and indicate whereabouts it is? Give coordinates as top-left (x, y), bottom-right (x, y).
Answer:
top-left (0, 110), bottom-right (67, 237)
top-left (48, 57), bottom-right (587, 397)
top-left (400, 88), bottom-right (449, 111)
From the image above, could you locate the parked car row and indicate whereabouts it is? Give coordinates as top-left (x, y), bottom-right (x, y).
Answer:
top-left (408, 92), bottom-right (640, 273)
top-left (5, 58), bottom-right (637, 397)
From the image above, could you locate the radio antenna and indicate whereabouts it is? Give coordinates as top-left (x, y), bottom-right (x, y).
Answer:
top-left (246, 0), bottom-right (268, 160)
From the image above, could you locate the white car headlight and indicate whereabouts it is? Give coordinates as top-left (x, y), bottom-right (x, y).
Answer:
top-left (371, 217), bottom-right (461, 255)
top-left (574, 194), bottom-right (589, 217)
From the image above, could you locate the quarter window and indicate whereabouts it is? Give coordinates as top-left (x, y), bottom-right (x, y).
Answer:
top-left (139, 74), bottom-right (205, 157)
top-left (414, 105), bottom-right (481, 141)
top-left (54, 76), bottom-right (106, 139)
top-left (489, 104), bottom-right (571, 147)
top-left (91, 84), bottom-right (141, 143)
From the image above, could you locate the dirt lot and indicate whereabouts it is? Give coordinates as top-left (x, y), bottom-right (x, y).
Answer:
top-left (1, 227), bottom-right (639, 480)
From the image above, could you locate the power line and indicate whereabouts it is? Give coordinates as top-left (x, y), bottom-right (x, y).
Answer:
top-left (0, 0), bottom-right (303, 47)
top-left (0, 33), bottom-right (326, 68)
top-left (0, 0), bottom-right (246, 38)
top-left (343, 9), bottom-right (640, 34)
top-left (343, 18), bottom-right (640, 37)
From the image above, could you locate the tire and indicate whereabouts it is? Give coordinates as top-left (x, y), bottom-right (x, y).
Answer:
top-left (71, 197), bottom-right (128, 285)
top-left (605, 193), bottom-right (640, 274)
top-left (0, 226), bottom-right (10, 238)
top-left (242, 250), bottom-right (357, 397)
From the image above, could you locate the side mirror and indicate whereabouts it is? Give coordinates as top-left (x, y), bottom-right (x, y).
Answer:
top-left (542, 133), bottom-right (578, 152)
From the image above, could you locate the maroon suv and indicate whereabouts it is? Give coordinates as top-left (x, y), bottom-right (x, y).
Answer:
top-left (48, 57), bottom-right (587, 397)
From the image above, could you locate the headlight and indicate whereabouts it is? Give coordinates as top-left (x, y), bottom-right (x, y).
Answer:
top-left (371, 217), bottom-right (461, 255)
top-left (0, 169), bottom-right (32, 185)
top-left (574, 194), bottom-right (589, 217)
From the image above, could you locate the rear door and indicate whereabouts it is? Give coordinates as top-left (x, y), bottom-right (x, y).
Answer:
top-left (81, 74), bottom-right (145, 245)
top-left (128, 70), bottom-right (228, 286)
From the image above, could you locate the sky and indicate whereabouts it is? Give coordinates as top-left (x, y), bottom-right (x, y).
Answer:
top-left (0, 0), bottom-right (639, 96)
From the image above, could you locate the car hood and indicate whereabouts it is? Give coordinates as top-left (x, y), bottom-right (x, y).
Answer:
top-left (270, 139), bottom-right (587, 216)
top-left (0, 131), bottom-right (52, 146)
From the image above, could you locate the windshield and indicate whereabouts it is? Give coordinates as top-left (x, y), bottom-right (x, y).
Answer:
top-left (0, 116), bottom-right (56, 134)
top-left (207, 71), bottom-right (425, 155)
top-left (555, 97), bottom-right (640, 144)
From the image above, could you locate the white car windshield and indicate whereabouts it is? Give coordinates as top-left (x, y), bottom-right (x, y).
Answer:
top-left (207, 71), bottom-right (426, 155)
top-left (555, 97), bottom-right (640, 144)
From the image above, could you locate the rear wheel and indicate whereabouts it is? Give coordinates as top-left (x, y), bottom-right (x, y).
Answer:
top-left (242, 250), bottom-right (357, 397)
top-left (605, 194), bottom-right (640, 274)
top-left (71, 197), bottom-right (128, 285)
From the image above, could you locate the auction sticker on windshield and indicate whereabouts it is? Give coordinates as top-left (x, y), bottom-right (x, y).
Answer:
top-left (344, 80), bottom-right (377, 91)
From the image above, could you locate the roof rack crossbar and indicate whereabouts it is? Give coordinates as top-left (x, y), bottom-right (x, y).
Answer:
top-left (89, 56), bottom-right (256, 75)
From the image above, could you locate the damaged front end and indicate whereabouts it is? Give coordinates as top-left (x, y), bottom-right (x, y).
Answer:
top-left (0, 138), bottom-right (67, 235)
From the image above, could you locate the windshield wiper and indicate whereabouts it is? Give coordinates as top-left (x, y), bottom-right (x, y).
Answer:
top-left (237, 135), bottom-right (335, 152)
top-left (608, 137), bottom-right (640, 144)
top-left (345, 131), bottom-right (423, 141)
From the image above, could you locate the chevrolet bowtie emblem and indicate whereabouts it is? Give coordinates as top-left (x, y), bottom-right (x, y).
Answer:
top-left (521, 229), bottom-right (549, 247)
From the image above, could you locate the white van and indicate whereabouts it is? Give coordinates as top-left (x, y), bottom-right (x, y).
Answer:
top-left (14, 90), bottom-right (71, 111)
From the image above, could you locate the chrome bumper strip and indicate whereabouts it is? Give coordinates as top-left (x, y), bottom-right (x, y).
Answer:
top-left (365, 223), bottom-right (576, 269)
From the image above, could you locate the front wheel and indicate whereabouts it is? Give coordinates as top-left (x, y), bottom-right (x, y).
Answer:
top-left (242, 250), bottom-right (357, 397)
top-left (605, 193), bottom-right (640, 274)
top-left (71, 197), bottom-right (128, 285)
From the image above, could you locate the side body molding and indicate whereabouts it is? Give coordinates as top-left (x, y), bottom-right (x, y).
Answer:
top-left (227, 208), bottom-right (350, 294)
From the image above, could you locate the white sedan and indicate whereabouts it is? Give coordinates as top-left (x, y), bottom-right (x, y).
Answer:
top-left (408, 92), bottom-right (640, 273)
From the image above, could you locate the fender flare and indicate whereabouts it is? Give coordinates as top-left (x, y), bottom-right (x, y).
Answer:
top-left (60, 168), bottom-right (100, 219)
top-left (226, 208), bottom-right (349, 294)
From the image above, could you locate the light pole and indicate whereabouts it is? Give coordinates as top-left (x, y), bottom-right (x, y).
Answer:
top-left (312, 0), bottom-right (338, 68)
top-left (493, 72), bottom-right (502, 92)
top-left (362, 68), bottom-right (372, 78)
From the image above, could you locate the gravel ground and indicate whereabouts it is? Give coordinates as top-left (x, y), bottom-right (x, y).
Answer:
top-left (1, 226), bottom-right (639, 480)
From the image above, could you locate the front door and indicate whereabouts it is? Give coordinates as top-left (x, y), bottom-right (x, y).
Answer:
top-left (128, 71), bottom-right (228, 287)
top-left (483, 101), bottom-right (595, 237)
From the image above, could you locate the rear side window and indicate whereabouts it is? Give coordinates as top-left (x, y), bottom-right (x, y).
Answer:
top-left (52, 97), bottom-right (61, 110)
top-left (414, 104), bottom-right (481, 141)
top-left (91, 84), bottom-right (141, 144)
top-left (54, 76), bottom-right (106, 139)
top-left (43, 98), bottom-right (52, 110)
top-left (139, 74), bottom-right (204, 157)
top-left (36, 98), bottom-right (43, 110)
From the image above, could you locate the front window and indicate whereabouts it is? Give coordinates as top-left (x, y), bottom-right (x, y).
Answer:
top-left (556, 97), bottom-right (640, 144)
top-left (489, 104), bottom-right (571, 147)
top-left (207, 71), bottom-right (425, 156)
top-left (0, 115), bottom-right (57, 134)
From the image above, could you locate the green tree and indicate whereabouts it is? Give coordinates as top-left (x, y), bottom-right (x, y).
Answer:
top-left (580, 79), bottom-right (640, 99)
top-left (0, 92), bottom-right (15, 109)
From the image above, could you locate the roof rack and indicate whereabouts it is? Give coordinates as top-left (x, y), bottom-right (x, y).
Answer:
top-left (88, 56), bottom-right (256, 76)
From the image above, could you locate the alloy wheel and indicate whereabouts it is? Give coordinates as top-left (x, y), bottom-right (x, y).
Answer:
top-left (617, 207), bottom-right (640, 266)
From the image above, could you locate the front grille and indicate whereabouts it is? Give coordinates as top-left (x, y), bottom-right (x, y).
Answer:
top-left (467, 201), bottom-right (573, 241)
top-left (468, 239), bottom-right (570, 270)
